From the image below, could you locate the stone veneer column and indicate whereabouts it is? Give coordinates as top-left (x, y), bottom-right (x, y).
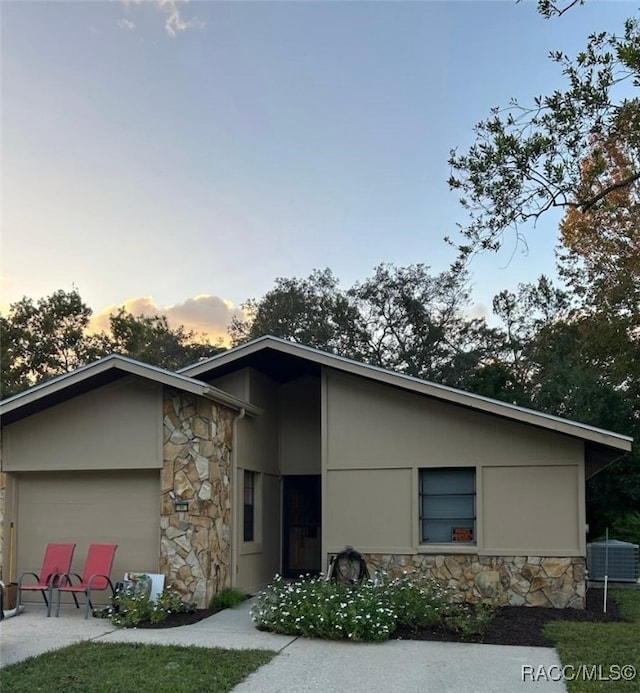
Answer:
top-left (364, 553), bottom-right (586, 608)
top-left (160, 389), bottom-right (234, 608)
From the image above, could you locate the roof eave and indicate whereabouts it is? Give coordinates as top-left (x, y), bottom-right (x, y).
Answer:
top-left (0, 354), bottom-right (260, 423)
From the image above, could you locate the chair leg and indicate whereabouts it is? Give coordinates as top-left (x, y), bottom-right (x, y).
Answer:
top-left (84, 589), bottom-right (91, 619)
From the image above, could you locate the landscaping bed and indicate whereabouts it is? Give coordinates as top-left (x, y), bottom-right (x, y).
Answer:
top-left (143, 588), bottom-right (627, 646)
top-left (392, 589), bottom-right (626, 647)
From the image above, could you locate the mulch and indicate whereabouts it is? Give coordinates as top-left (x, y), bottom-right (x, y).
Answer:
top-left (126, 589), bottom-right (628, 647)
top-left (131, 607), bottom-right (219, 629)
top-left (392, 589), bottom-right (627, 647)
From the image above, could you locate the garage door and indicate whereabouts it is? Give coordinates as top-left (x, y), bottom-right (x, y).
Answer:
top-left (16, 470), bottom-right (160, 604)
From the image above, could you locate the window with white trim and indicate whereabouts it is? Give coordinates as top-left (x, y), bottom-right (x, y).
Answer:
top-left (419, 467), bottom-right (476, 544)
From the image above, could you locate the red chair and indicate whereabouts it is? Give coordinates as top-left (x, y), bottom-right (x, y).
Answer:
top-left (17, 543), bottom-right (76, 617)
top-left (55, 544), bottom-right (118, 619)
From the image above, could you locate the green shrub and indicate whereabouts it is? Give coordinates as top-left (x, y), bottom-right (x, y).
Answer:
top-left (97, 587), bottom-right (195, 628)
top-left (210, 587), bottom-right (248, 611)
top-left (381, 574), bottom-right (457, 629)
top-left (611, 512), bottom-right (640, 545)
top-left (446, 601), bottom-right (495, 637)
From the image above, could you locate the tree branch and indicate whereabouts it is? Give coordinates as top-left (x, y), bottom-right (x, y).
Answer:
top-left (580, 171), bottom-right (640, 211)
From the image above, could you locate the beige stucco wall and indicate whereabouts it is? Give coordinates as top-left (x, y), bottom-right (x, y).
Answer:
top-left (231, 369), bottom-right (281, 592)
top-left (323, 369), bottom-right (585, 557)
top-left (325, 469), bottom-right (413, 553)
top-left (2, 378), bottom-right (162, 472)
top-left (482, 465), bottom-right (582, 554)
top-left (279, 376), bottom-right (321, 476)
top-left (207, 370), bottom-right (249, 401)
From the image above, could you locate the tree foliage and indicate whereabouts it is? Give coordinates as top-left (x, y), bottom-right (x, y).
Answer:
top-left (0, 290), bottom-right (220, 398)
top-left (101, 308), bottom-right (223, 372)
top-left (228, 269), bottom-right (365, 356)
top-left (0, 290), bottom-right (102, 397)
top-left (558, 121), bottom-right (640, 325)
top-left (448, 8), bottom-right (639, 257)
top-left (231, 264), bottom-right (499, 387)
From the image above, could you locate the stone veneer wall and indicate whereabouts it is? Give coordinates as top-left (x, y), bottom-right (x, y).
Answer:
top-left (365, 553), bottom-right (586, 609)
top-left (161, 390), bottom-right (234, 608)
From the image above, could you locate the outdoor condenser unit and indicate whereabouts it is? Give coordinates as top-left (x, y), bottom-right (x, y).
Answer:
top-left (587, 540), bottom-right (640, 582)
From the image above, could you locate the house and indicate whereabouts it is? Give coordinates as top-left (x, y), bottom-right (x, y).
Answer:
top-left (0, 336), bottom-right (632, 609)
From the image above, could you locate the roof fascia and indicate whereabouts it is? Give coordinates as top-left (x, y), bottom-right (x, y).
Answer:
top-left (1, 355), bottom-right (260, 418)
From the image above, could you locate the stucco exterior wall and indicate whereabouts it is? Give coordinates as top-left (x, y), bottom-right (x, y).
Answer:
top-left (2, 378), bottom-right (163, 472)
top-left (279, 376), bottom-right (321, 476)
top-left (235, 369), bottom-right (281, 592)
top-left (323, 369), bottom-right (587, 607)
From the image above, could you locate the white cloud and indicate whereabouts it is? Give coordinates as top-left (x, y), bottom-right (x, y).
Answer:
top-left (118, 18), bottom-right (136, 31)
top-left (159, 0), bottom-right (204, 37)
top-left (121, 0), bottom-right (203, 37)
top-left (90, 294), bottom-right (245, 345)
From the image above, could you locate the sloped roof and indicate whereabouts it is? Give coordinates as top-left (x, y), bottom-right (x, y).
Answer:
top-left (180, 335), bottom-right (633, 465)
top-left (0, 354), bottom-right (259, 426)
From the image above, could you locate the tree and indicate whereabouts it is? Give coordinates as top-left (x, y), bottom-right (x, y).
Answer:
top-left (1, 289), bottom-right (222, 397)
top-left (448, 9), bottom-right (639, 257)
top-left (230, 263), bottom-right (498, 387)
top-left (489, 275), bottom-right (571, 391)
top-left (348, 264), bottom-right (490, 384)
top-left (228, 269), bottom-right (367, 356)
top-left (526, 316), bottom-right (640, 539)
top-left (104, 308), bottom-right (223, 371)
top-left (558, 120), bottom-right (640, 325)
top-left (0, 289), bottom-right (102, 397)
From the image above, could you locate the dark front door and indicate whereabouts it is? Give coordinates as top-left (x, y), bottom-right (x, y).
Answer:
top-left (282, 475), bottom-right (321, 578)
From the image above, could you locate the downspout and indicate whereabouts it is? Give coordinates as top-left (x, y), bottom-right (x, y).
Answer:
top-left (230, 407), bottom-right (246, 589)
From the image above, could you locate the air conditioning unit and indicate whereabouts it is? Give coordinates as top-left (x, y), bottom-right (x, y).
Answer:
top-left (587, 540), bottom-right (640, 583)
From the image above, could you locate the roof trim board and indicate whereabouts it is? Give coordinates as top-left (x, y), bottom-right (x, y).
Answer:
top-left (1, 354), bottom-right (260, 422)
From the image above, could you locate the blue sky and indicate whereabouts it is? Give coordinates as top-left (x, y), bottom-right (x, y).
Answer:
top-left (1, 1), bottom-right (633, 340)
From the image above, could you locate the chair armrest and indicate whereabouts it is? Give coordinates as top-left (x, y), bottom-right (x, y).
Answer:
top-left (56, 572), bottom-right (82, 588)
top-left (86, 574), bottom-right (116, 592)
top-left (18, 572), bottom-right (41, 587)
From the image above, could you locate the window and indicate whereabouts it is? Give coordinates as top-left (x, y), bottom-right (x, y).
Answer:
top-left (419, 467), bottom-right (476, 544)
top-left (243, 470), bottom-right (256, 542)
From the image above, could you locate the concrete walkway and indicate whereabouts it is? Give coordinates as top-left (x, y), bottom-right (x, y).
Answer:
top-left (0, 600), bottom-right (567, 692)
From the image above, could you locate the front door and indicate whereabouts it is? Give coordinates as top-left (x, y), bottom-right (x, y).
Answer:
top-left (282, 475), bottom-right (321, 577)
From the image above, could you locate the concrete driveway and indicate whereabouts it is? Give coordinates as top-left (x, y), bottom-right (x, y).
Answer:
top-left (0, 600), bottom-right (567, 692)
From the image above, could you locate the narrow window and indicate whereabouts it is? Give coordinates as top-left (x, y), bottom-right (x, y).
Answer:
top-left (419, 467), bottom-right (476, 544)
top-left (243, 470), bottom-right (255, 542)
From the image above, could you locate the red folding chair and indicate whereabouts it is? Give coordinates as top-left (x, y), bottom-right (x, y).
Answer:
top-left (17, 543), bottom-right (76, 617)
top-left (55, 544), bottom-right (117, 619)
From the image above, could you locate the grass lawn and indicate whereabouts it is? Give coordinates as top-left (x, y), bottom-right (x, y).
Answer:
top-left (1, 642), bottom-right (276, 693)
top-left (545, 588), bottom-right (640, 693)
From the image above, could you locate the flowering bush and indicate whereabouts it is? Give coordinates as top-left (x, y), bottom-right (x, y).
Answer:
top-left (252, 572), bottom-right (495, 642)
top-left (95, 587), bottom-right (195, 628)
top-left (381, 573), bottom-right (495, 636)
top-left (251, 574), bottom-right (396, 642)
top-left (381, 573), bottom-right (459, 629)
